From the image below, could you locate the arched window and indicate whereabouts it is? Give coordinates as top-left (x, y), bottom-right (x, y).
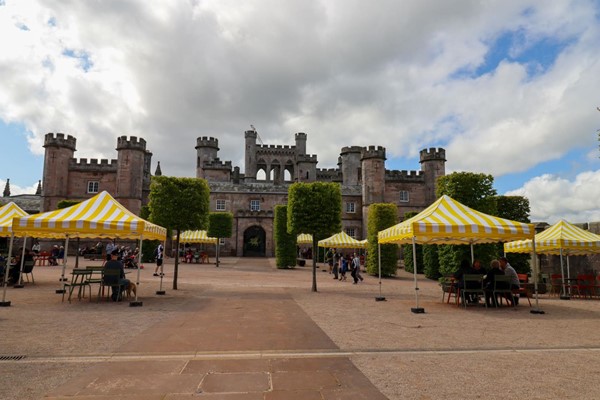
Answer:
top-left (256, 169), bottom-right (267, 181)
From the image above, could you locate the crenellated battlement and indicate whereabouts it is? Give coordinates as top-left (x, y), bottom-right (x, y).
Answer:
top-left (340, 146), bottom-right (362, 155)
top-left (195, 136), bottom-right (219, 149)
top-left (316, 168), bottom-right (342, 181)
top-left (419, 147), bottom-right (446, 162)
top-left (245, 130), bottom-right (258, 139)
top-left (385, 169), bottom-right (424, 182)
top-left (361, 145), bottom-right (386, 160)
top-left (297, 154), bottom-right (318, 163)
top-left (44, 132), bottom-right (77, 150)
top-left (69, 158), bottom-right (118, 171)
top-left (295, 132), bottom-right (307, 140)
top-left (257, 144), bottom-right (294, 150)
top-left (117, 136), bottom-right (147, 151)
top-left (203, 158), bottom-right (232, 170)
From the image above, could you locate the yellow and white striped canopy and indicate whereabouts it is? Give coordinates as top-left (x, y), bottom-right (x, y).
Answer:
top-left (12, 191), bottom-right (166, 241)
top-left (174, 230), bottom-right (218, 244)
top-left (318, 231), bottom-right (366, 248)
top-left (297, 233), bottom-right (313, 244)
top-left (504, 220), bottom-right (600, 255)
top-left (378, 195), bottom-right (535, 245)
top-left (358, 239), bottom-right (368, 247)
top-left (0, 202), bottom-right (28, 237)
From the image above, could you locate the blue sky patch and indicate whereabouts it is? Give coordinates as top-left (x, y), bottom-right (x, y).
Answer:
top-left (452, 30), bottom-right (574, 80)
top-left (0, 121), bottom-right (43, 187)
top-left (62, 49), bottom-right (93, 72)
top-left (48, 17), bottom-right (56, 27)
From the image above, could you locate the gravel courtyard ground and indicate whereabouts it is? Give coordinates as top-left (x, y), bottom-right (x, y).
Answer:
top-left (1, 257), bottom-right (599, 399)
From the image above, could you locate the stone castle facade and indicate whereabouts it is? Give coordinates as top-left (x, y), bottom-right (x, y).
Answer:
top-left (39, 130), bottom-right (446, 257)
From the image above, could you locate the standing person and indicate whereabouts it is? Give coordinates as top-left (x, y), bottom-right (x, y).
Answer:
top-left (32, 241), bottom-right (41, 255)
top-left (351, 253), bottom-right (363, 284)
top-left (499, 256), bottom-right (520, 305)
top-left (104, 249), bottom-right (131, 301)
top-left (332, 250), bottom-right (340, 280)
top-left (339, 254), bottom-right (348, 281)
top-left (326, 248), bottom-right (334, 274)
top-left (153, 243), bottom-right (164, 277)
top-left (105, 240), bottom-right (115, 261)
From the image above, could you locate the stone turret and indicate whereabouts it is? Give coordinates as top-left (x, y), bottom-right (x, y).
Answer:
top-left (361, 146), bottom-right (386, 237)
top-left (296, 154), bottom-right (318, 182)
top-left (116, 136), bottom-right (148, 214)
top-left (35, 180), bottom-right (42, 195)
top-left (154, 161), bottom-right (162, 176)
top-left (244, 130), bottom-right (258, 181)
top-left (42, 133), bottom-right (77, 211)
top-left (295, 132), bottom-right (307, 155)
top-left (340, 146), bottom-right (362, 186)
top-left (195, 136), bottom-right (219, 178)
top-left (420, 148), bottom-right (446, 204)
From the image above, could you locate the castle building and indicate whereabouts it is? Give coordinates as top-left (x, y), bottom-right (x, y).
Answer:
top-left (41, 133), bottom-right (152, 214)
top-left (38, 130), bottom-right (445, 257)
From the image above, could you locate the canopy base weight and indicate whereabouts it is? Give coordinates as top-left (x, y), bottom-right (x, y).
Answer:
top-left (530, 309), bottom-right (545, 314)
top-left (0, 301), bottom-right (11, 307)
top-left (411, 307), bottom-right (425, 314)
top-left (156, 290), bottom-right (166, 295)
top-left (129, 301), bottom-right (143, 307)
top-left (13, 284), bottom-right (24, 289)
top-left (59, 278), bottom-right (68, 282)
top-left (375, 296), bottom-right (386, 301)
top-left (55, 289), bottom-right (65, 294)
top-left (559, 295), bottom-right (570, 300)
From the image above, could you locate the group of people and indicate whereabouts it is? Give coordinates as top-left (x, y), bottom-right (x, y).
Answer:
top-left (325, 248), bottom-right (364, 284)
top-left (454, 256), bottom-right (521, 307)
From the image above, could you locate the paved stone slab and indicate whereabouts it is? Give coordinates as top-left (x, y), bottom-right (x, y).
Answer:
top-left (265, 389), bottom-right (324, 400)
top-left (271, 356), bottom-right (356, 372)
top-left (271, 370), bottom-right (341, 391)
top-left (182, 359), bottom-right (271, 374)
top-left (200, 372), bottom-right (270, 393)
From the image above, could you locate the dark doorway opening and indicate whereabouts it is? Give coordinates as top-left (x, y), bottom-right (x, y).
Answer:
top-left (243, 225), bottom-right (266, 257)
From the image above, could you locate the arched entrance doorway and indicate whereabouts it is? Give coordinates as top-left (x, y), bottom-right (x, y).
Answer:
top-left (243, 225), bottom-right (266, 257)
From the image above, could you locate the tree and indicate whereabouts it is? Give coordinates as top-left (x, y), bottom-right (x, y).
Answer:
top-left (423, 244), bottom-right (440, 279)
top-left (288, 182), bottom-right (342, 292)
top-left (366, 203), bottom-right (397, 276)
top-left (274, 205), bottom-right (296, 268)
top-left (436, 172), bottom-right (498, 275)
top-left (207, 212), bottom-right (233, 267)
top-left (148, 176), bottom-right (210, 290)
top-left (496, 195), bottom-right (532, 273)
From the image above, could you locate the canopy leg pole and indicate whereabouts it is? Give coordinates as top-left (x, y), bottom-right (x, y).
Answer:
top-left (13, 237), bottom-right (28, 288)
top-left (1, 234), bottom-right (15, 306)
top-left (130, 235), bottom-right (143, 306)
top-left (56, 236), bottom-right (69, 294)
top-left (566, 256), bottom-right (571, 296)
top-left (411, 236), bottom-right (424, 313)
top-left (156, 239), bottom-right (166, 295)
top-left (375, 242), bottom-right (385, 301)
top-left (530, 240), bottom-right (544, 314)
top-left (470, 242), bottom-right (474, 264)
top-left (559, 248), bottom-right (569, 300)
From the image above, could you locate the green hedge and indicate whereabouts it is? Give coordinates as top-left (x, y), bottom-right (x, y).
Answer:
top-left (366, 203), bottom-right (398, 276)
top-left (274, 205), bottom-right (296, 268)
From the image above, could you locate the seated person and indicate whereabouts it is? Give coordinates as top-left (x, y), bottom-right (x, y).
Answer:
top-left (483, 259), bottom-right (505, 307)
top-left (49, 245), bottom-right (60, 266)
top-left (185, 249), bottom-right (193, 263)
top-left (201, 251), bottom-right (209, 263)
top-left (499, 256), bottom-right (521, 305)
top-left (104, 249), bottom-right (131, 302)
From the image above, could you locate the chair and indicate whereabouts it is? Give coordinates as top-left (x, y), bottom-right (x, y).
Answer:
top-left (99, 268), bottom-right (127, 302)
top-left (493, 275), bottom-right (514, 307)
top-left (516, 273), bottom-right (532, 307)
top-left (21, 260), bottom-right (36, 284)
top-left (440, 276), bottom-right (458, 304)
top-left (550, 274), bottom-right (565, 297)
top-left (460, 274), bottom-right (486, 308)
top-left (572, 274), bottom-right (596, 299)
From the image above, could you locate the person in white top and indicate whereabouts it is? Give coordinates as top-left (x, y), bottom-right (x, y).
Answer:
top-left (499, 257), bottom-right (520, 305)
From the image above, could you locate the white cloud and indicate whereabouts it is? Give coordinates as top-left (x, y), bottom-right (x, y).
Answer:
top-left (507, 170), bottom-right (600, 223)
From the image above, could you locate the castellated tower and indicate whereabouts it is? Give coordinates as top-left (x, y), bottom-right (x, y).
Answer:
top-left (195, 137), bottom-right (219, 179)
top-left (116, 136), bottom-right (148, 214)
top-left (361, 146), bottom-right (386, 237)
top-left (419, 148), bottom-right (446, 204)
top-left (295, 132), bottom-right (307, 156)
top-left (42, 133), bottom-right (76, 211)
top-left (244, 130), bottom-right (258, 181)
top-left (340, 146), bottom-right (362, 186)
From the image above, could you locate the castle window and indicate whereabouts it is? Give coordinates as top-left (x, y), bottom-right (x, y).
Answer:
top-left (399, 190), bottom-right (409, 202)
top-left (87, 181), bottom-right (99, 194)
top-left (219, 238), bottom-right (226, 245)
top-left (250, 199), bottom-right (260, 211)
top-left (346, 228), bottom-right (356, 238)
top-left (216, 199), bottom-right (226, 211)
top-left (346, 202), bottom-right (356, 213)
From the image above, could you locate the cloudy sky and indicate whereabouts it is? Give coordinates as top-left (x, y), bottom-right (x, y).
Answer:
top-left (1, 0), bottom-right (599, 223)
